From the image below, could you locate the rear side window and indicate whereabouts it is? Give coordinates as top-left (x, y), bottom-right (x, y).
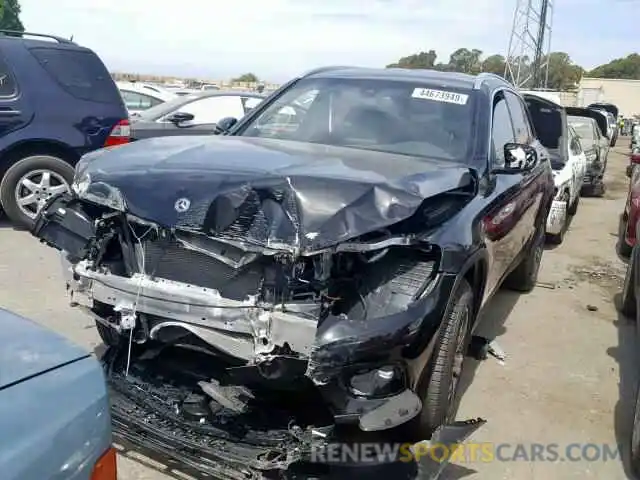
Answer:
top-left (29, 47), bottom-right (121, 104)
top-left (121, 90), bottom-right (163, 110)
top-left (504, 92), bottom-right (533, 143)
top-left (0, 55), bottom-right (17, 97)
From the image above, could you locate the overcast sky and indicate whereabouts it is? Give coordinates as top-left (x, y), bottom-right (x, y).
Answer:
top-left (20, 0), bottom-right (639, 81)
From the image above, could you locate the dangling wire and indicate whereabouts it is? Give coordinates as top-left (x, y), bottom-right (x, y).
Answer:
top-left (124, 222), bottom-right (154, 377)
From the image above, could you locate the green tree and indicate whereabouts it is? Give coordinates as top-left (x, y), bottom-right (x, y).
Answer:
top-left (386, 48), bottom-right (595, 89)
top-left (233, 73), bottom-right (259, 83)
top-left (448, 48), bottom-right (483, 74)
top-left (544, 52), bottom-right (583, 90)
top-left (588, 54), bottom-right (640, 80)
top-left (481, 54), bottom-right (506, 76)
top-left (386, 50), bottom-right (437, 69)
top-left (0, 0), bottom-right (25, 32)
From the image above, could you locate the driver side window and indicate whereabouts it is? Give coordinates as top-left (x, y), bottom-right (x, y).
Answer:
top-left (253, 89), bottom-right (319, 136)
top-left (491, 96), bottom-right (516, 167)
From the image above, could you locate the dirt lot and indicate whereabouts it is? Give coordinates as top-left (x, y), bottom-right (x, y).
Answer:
top-left (0, 142), bottom-right (637, 479)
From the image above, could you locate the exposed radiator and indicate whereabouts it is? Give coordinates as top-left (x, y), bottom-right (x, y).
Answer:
top-left (141, 240), bottom-right (262, 300)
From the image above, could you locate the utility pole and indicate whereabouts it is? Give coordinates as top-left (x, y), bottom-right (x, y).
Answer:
top-left (504, 0), bottom-right (554, 89)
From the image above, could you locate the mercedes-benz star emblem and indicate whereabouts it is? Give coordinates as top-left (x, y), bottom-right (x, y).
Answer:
top-left (174, 197), bottom-right (191, 213)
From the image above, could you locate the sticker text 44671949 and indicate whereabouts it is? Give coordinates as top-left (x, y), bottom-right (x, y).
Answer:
top-left (411, 88), bottom-right (469, 105)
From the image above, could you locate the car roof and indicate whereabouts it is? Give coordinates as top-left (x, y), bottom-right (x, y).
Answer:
top-left (305, 66), bottom-right (509, 91)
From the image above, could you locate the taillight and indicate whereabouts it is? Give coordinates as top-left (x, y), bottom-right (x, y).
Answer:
top-left (104, 119), bottom-right (130, 147)
top-left (632, 153), bottom-right (640, 164)
top-left (90, 446), bottom-right (117, 480)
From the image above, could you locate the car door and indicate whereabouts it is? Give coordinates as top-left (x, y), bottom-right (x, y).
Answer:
top-left (482, 92), bottom-right (535, 299)
top-left (595, 121), bottom-right (609, 164)
top-left (0, 50), bottom-right (32, 143)
top-left (567, 127), bottom-right (586, 203)
top-left (159, 95), bottom-right (247, 135)
top-left (505, 91), bottom-right (547, 244)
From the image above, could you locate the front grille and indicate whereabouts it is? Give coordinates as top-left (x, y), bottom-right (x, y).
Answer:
top-left (142, 240), bottom-right (262, 299)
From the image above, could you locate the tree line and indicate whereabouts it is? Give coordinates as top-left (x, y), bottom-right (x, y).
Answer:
top-left (5, 0), bottom-right (638, 87)
top-left (386, 48), bottom-right (640, 90)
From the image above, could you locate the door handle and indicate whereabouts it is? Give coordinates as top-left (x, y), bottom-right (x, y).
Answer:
top-left (0, 109), bottom-right (22, 117)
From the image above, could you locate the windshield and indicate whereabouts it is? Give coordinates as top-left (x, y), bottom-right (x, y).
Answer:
top-left (238, 77), bottom-right (475, 162)
top-left (568, 117), bottom-right (594, 140)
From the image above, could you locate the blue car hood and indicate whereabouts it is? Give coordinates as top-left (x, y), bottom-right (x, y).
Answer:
top-left (0, 309), bottom-right (89, 389)
top-left (75, 136), bottom-right (475, 252)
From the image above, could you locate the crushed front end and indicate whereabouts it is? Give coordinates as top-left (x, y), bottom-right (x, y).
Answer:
top-left (30, 140), bottom-right (480, 475)
top-left (34, 192), bottom-right (449, 428)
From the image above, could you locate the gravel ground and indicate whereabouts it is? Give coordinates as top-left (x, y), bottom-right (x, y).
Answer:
top-left (0, 141), bottom-right (636, 480)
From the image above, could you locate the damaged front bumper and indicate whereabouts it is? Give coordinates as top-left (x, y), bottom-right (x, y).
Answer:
top-left (545, 197), bottom-right (567, 235)
top-left (62, 252), bottom-right (455, 432)
top-left (38, 192), bottom-right (458, 434)
top-left (583, 162), bottom-right (604, 187)
top-left (104, 343), bottom-right (485, 480)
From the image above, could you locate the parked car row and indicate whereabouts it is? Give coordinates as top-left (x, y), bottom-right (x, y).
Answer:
top-left (617, 122), bottom-right (640, 477)
top-left (0, 29), bottom-right (630, 479)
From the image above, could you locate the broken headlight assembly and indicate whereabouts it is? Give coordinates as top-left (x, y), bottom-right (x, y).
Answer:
top-left (347, 363), bottom-right (407, 399)
top-left (72, 172), bottom-right (127, 212)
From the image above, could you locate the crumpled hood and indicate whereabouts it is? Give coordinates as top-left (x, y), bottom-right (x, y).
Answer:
top-left (76, 136), bottom-right (475, 251)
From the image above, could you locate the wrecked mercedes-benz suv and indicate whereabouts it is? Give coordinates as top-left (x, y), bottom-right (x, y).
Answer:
top-left (31, 67), bottom-right (554, 476)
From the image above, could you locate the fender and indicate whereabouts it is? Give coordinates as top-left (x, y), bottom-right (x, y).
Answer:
top-left (442, 246), bottom-right (490, 324)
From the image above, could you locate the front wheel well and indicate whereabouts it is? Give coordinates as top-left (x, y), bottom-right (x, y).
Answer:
top-left (0, 141), bottom-right (80, 179)
top-left (463, 259), bottom-right (487, 318)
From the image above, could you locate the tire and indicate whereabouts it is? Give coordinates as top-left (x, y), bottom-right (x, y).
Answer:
top-left (620, 249), bottom-right (637, 318)
top-left (95, 319), bottom-right (123, 348)
top-left (585, 181), bottom-right (606, 198)
top-left (408, 279), bottom-right (474, 437)
top-left (0, 154), bottom-right (74, 229)
top-left (545, 195), bottom-right (569, 245)
top-left (630, 381), bottom-right (640, 478)
top-left (567, 193), bottom-right (579, 216)
top-left (504, 227), bottom-right (544, 292)
top-left (619, 216), bottom-right (633, 258)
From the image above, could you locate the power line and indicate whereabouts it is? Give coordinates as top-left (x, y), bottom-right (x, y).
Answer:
top-left (504, 0), bottom-right (554, 88)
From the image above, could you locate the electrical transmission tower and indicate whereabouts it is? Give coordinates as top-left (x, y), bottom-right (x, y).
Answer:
top-left (504, 0), bottom-right (554, 89)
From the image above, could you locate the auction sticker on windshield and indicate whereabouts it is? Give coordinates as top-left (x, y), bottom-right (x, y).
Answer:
top-left (412, 88), bottom-right (469, 105)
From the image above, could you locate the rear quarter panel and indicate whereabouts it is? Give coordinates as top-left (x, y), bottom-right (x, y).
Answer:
top-left (0, 356), bottom-right (112, 480)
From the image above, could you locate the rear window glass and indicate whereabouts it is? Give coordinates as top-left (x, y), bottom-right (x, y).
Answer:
top-left (568, 118), bottom-right (594, 140)
top-left (0, 55), bottom-right (17, 97)
top-left (29, 47), bottom-right (121, 104)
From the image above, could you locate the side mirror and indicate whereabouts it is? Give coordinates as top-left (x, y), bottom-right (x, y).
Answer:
top-left (166, 111), bottom-right (194, 125)
top-left (214, 116), bottom-right (238, 134)
top-left (496, 143), bottom-right (538, 173)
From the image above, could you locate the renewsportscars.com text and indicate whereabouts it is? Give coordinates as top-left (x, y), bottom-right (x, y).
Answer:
top-left (310, 442), bottom-right (622, 464)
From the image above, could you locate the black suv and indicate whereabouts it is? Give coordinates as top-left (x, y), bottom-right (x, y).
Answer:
top-left (32, 67), bottom-right (555, 476)
top-left (0, 30), bottom-right (128, 228)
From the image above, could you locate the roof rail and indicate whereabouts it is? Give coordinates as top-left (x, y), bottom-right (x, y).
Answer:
top-left (0, 30), bottom-right (74, 44)
top-left (301, 66), bottom-right (351, 77)
top-left (473, 72), bottom-right (510, 89)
